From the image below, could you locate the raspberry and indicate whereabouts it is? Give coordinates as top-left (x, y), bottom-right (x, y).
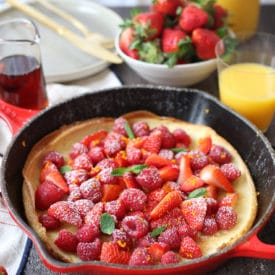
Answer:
top-left (158, 227), bottom-right (181, 249)
top-left (132, 121), bottom-right (150, 137)
top-left (202, 216), bottom-right (218, 235)
top-left (88, 146), bottom-right (105, 164)
top-left (39, 213), bottom-right (60, 230)
top-left (158, 149), bottom-right (174, 160)
top-left (74, 199), bottom-right (94, 218)
top-left (42, 151), bottom-right (64, 168)
top-left (136, 166), bottom-right (162, 191)
top-left (35, 180), bottom-right (65, 210)
top-left (96, 158), bottom-right (118, 170)
top-left (216, 206), bottom-right (237, 230)
top-left (205, 197), bottom-right (219, 215)
top-left (64, 169), bottom-right (88, 186)
top-left (77, 238), bottom-right (101, 261)
top-left (54, 229), bottom-right (78, 252)
top-left (154, 125), bottom-right (176, 149)
top-left (76, 223), bottom-right (100, 242)
top-left (121, 215), bottom-right (149, 238)
top-left (98, 168), bottom-right (118, 185)
top-left (120, 188), bottom-right (147, 211)
top-left (69, 142), bottom-right (88, 159)
top-left (137, 233), bottom-right (156, 247)
top-left (220, 163), bottom-right (241, 181)
top-left (161, 251), bottom-right (179, 264)
top-left (208, 144), bottom-right (232, 164)
top-left (112, 229), bottom-right (133, 250)
top-left (104, 199), bottom-right (126, 220)
top-left (188, 150), bottom-right (209, 170)
top-left (143, 130), bottom-right (162, 154)
top-left (113, 117), bottom-right (128, 136)
top-left (179, 236), bottom-right (202, 259)
top-left (129, 247), bottom-right (154, 266)
top-left (85, 202), bottom-right (104, 226)
top-left (177, 222), bottom-right (198, 239)
top-left (103, 132), bottom-right (126, 157)
top-left (67, 184), bottom-right (82, 201)
top-left (48, 201), bottom-right (83, 227)
top-left (126, 146), bottom-right (143, 165)
top-left (79, 178), bottom-right (102, 203)
top-left (72, 153), bottom-right (92, 171)
top-left (172, 128), bottom-right (191, 147)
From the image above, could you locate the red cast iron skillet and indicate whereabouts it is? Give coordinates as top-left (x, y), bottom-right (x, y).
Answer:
top-left (0, 85), bottom-right (274, 274)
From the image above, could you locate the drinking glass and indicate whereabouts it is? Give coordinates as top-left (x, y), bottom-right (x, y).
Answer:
top-left (216, 32), bottom-right (275, 132)
top-left (0, 18), bottom-right (48, 110)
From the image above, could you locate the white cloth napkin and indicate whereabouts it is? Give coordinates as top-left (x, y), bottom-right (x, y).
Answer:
top-left (0, 68), bottom-right (121, 275)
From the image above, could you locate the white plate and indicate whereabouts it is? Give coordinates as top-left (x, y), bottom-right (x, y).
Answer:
top-left (0, 0), bottom-right (123, 83)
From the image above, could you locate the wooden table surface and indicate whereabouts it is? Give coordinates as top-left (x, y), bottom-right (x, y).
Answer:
top-left (23, 4), bottom-right (274, 275)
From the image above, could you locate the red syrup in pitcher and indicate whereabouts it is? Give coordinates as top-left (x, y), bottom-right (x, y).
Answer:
top-left (0, 54), bottom-right (48, 109)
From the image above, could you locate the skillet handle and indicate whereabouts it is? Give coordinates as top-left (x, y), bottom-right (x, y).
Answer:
top-left (0, 99), bottom-right (39, 135)
top-left (231, 233), bottom-right (275, 259)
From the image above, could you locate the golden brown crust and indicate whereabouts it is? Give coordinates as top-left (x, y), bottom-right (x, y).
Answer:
top-left (22, 111), bottom-right (257, 263)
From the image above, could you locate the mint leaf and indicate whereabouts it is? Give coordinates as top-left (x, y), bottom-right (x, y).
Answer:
top-left (188, 187), bottom-right (207, 199)
top-left (125, 121), bottom-right (135, 140)
top-left (171, 147), bottom-right (188, 153)
top-left (111, 164), bottom-right (148, 176)
top-left (60, 165), bottom-right (72, 174)
top-left (151, 225), bottom-right (167, 237)
top-left (100, 213), bottom-right (115, 235)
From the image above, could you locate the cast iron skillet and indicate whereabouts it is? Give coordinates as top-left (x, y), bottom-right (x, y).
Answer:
top-left (1, 85), bottom-right (274, 274)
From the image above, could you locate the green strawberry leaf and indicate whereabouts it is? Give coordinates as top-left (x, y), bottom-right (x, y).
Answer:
top-left (125, 121), bottom-right (135, 140)
top-left (111, 164), bottom-right (148, 176)
top-left (151, 225), bottom-right (167, 237)
top-left (100, 213), bottom-right (115, 235)
top-left (188, 187), bottom-right (207, 199)
top-left (60, 165), bottom-right (72, 174)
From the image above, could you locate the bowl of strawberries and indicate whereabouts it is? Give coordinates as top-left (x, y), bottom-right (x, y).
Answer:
top-left (115, 0), bottom-right (230, 87)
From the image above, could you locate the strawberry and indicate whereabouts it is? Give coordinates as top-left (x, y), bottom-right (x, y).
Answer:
top-left (219, 193), bottom-right (238, 207)
top-left (133, 12), bottom-right (164, 41)
top-left (119, 27), bottom-right (139, 59)
top-left (180, 175), bottom-right (204, 192)
top-left (179, 5), bottom-right (209, 33)
top-left (148, 242), bottom-right (169, 263)
top-left (101, 183), bottom-right (124, 202)
top-left (198, 136), bottom-right (212, 154)
top-left (114, 150), bottom-right (129, 167)
top-left (100, 241), bottom-right (131, 264)
top-left (143, 129), bottom-right (162, 153)
top-left (145, 153), bottom-right (173, 168)
top-left (213, 4), bottom-right (228, 30)
top-left (181, 197), bottom-right (207, 231)
top-left (81, 130), bottom-right (108, 147)
top-left (153, 0), bottom-right (183, 16)
top-left (48, 201), bottom-right (82, 227)
top-left (0, 265), bottom-right (7, 275)
top-left (205, 184), bottom-right (218, 200)
top-left (122, 171), bottom-right (139, 189)
top-left (150, 190), bottom-right (182, 220)
top-left (161, 28), bottom-right (194, 67)
top-left (159, 165), bottom-right (179, 182)
top-left (192, 28), bottom-right (220, 60)
top-left (177, 155), bottom-right (193, 186)
top-left (35, 180), bottom-right (65, 210)
top-left (199, 164), bottom-right (234, 193)
top-left (179, 236), bottom-right (202, 259)
top-left (40, 161), bottom-right (69, 193)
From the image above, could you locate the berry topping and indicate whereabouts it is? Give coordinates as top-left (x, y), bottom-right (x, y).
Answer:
top-left (120, 188), bottom-right (147, 211)
top-left (121, 215), bottom-right (149, 238)
top-left (216, 206), bottom-right (237, 230)
top-left (100, 242), bottom-right (131, 264)
top-left (54, 229), bottom-right (78, 252)
top-left (161, 250), bottom-right (180, 264)
top-left (136, 166), bottom-right (162, 191)
top-left (129, 247), bottom-right (154, 266)
top-left (179, 236), bottom-right (202, 259)
top-left (39, 213), bottom-right (60, 230)
top-left (77, 238), bottom-right (101, 261)
top-left (42, 151), bottom-right (64, 168)
top-left (209, 144), bottom-right (232, 164)
top-left (79, 178), bottom-right (102, 203)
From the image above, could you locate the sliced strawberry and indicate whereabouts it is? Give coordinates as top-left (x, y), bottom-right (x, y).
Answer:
top-left (159, 165), bottom-right (179, 182)
top-left (180, 175), bottom-right (205, 192)
top-left (219, 193), bottom-right (238, 207)
top-left (143, 129), bottom-right (162, 153)
top-left (100, 242), bottom-right (131, 264)
top-left (205, 184), bottom-right (218, 200)
top-left (114, 150), bottom-right (129, 167)
top-left (81, 130), bottom-right (108, 147)
top-left (177, 155), bottom-right (193, 186)
top-left (150, 190), bottom-right (182, 220)
top-left (179, 236), bottom-right (202, 259)
top-left (122, 171), bottom-right (139, 189)
top-left (181, 197), bottom-right (207, 231)
top-left (101, 183), bottom-right (124, 202)
top-left (148, 242), bottom-right (169, 263)
top-left (40, 161), bottom-right (68, 193)
top-left (48, 201), bottom-right (82, 227)
top-left (145, 153), bottom-right (173, 168)
top-left (199, 164), bottom-right (234, 193)
top-left (198, 136), bottom-right (212, 154)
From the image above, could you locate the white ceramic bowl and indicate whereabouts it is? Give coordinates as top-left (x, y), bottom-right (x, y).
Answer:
top-left (115, 34), bottom-right (217, 87)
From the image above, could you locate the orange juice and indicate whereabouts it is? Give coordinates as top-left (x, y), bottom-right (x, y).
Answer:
top-left (219, 63), bottom-right (275, 131)
top-left (216, 0), bottom-right (259, 33)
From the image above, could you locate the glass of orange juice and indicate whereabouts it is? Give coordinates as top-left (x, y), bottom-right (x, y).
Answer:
top-left (215, 32), bottom-right (275, 132)
top-left (216, 0), bottom-right (259, 34)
